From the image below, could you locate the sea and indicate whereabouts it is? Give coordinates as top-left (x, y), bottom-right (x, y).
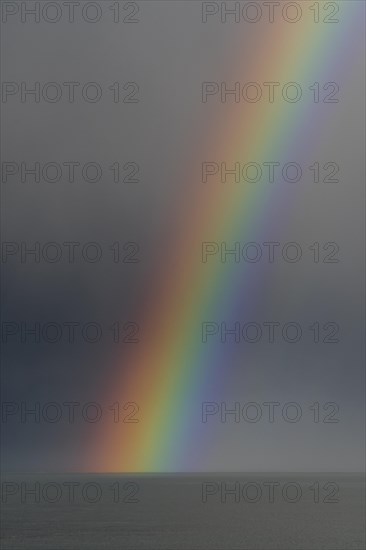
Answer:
top-left (1, 473), bottom-right (365, 549)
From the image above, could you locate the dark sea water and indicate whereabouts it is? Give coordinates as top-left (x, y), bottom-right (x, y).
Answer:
top-left (1, 474), bottom-right (364, 549)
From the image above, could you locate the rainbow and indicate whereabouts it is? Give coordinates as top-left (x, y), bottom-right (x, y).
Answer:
top-left (94, 3), bottom-right (361, 472)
